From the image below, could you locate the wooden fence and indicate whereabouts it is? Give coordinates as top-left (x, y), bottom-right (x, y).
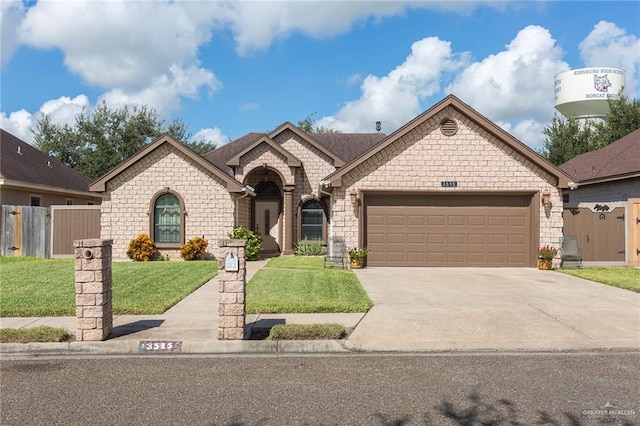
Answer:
top-left (0, 205), bottom-right (101, 258)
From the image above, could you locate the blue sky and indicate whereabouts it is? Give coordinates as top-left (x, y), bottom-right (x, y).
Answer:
top-left (1, 1), bottom-right (639, 151)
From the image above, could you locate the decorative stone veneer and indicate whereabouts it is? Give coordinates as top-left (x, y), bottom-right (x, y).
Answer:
top-left (216, 239), bottom-right (246, 340)
top-left (74, 239), bottom-right (113, 341)
top-left (100, 144), bottom-right (235, 259)
top-left (334, 107), bottom-right (564, 251)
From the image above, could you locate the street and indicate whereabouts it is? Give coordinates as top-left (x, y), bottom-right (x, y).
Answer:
top-left (1, 352), bottom-right (638, 425)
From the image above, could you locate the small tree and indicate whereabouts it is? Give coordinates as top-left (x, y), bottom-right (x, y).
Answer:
top-left (228, 226), bottom-right (262, 261)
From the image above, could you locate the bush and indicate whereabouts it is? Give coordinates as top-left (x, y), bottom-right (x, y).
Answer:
top-left (294, 240), bottom-right (326, 256)
top-left (181, 236), bottom-right (209, 260)
top-left (228, 226), bottom-right (262, 261)
top-left (268, 323), bottom-right (346, 340)
top-left (126, 233), bottom-right (158, 261)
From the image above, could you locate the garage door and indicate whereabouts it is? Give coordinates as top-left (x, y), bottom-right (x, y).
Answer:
top-left (365, 194), bottom-right (534, 267)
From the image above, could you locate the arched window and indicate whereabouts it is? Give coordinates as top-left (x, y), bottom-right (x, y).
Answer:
top-left (300, 199), bottom-right (325, 241)
top-left (153, 192), bottom-right (183, 245)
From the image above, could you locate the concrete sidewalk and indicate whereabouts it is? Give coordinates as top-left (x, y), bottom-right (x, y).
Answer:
top-left (0, 259), bottom-right (364, 355)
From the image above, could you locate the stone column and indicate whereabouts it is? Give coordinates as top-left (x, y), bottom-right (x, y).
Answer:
top-left (74, 239), bottom-right (113, 341)
top-left (283, 186), bottom-right (294, 255)
top-left (217, 239), bottom-right (247, 340)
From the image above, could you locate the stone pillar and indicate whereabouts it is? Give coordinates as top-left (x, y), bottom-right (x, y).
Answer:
top-left (283, 186), bottom-right (294, 255)
top-left (74, 239), bottom-right (113, 341)
top-left (217, 239), bottom-right (247, 340)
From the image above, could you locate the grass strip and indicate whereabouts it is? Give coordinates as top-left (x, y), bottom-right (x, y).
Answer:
top-left (559, 267), bottom-right (640, 293)
top-left (0, 326), bottom-right (72, 343)
top-left (268, 323), bottom-right (346, 340)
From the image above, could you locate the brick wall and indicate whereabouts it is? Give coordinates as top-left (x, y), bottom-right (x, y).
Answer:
top-left (334, 107), bottom-right (563, 250)
top-left (101, 144), bottom-right (235, 259)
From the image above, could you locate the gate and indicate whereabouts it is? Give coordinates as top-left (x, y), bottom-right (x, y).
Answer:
top-left (50, 205), bottom-right (101, 257)
top-left (563, 205), bottom-right (625, 263)
top-left (0, 205), bottom-right (50, 257)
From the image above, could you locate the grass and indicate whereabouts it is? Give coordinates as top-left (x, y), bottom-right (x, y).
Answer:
top-left (0, 257), bottom-right (217, 316)
top-left (246, 256), bottom-right (372, 314)
top-left (268, 323), bottom-right (346, 340)
top-left (559, 267), bottom-right (640, 293)
top-left (0, 326), bottom-right (72, 343)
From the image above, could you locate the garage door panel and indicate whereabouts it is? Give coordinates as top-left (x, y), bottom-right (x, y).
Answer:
top-left (366, 194), bottom-right (533, 267)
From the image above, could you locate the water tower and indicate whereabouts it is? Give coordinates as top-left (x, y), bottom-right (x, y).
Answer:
top-left (554, 67), bottom-right (626, 123)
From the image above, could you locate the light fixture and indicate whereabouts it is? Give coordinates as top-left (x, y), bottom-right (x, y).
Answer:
top-left (541, 189), bottom-right (552, 207)
top-left (349, 189), bottom-right (360, 209)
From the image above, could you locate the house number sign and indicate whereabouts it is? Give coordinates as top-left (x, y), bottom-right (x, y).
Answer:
top-left (225, 252), bottom-right (239, 272)
top-left (138, 341), bottom-right (182, 353)
top-left (441, 181), bottom-right (458, 187)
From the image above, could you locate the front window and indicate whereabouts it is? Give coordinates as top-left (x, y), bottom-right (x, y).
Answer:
top-left (154, 193), bottom-right (181, 244)
top-left (301, 199), bottom-right (324, 241)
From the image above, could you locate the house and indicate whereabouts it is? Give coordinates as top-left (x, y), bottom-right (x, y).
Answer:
top-left (90, 95), bottom-right (572, 266)
top-left (0, 129), bottom-right (102, 206)
top-left (560, 129), bottom-right (640, 266)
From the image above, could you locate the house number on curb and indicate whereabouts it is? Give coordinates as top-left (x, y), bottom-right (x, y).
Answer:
top-left (225, 252), bottom-right (239, 271)
top-left (138, 341), bottom-right (182, 353)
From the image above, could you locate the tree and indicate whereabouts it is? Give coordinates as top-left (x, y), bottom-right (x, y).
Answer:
top-left (540, 90), bottom-right (640, 165)
top-left (297, 113), bottom-right (340, 134)
top-left (33, 102), bottom-right (214, 179)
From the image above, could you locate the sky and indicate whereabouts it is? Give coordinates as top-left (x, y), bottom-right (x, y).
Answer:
top-left (1, 1), bottom-right (639, 152)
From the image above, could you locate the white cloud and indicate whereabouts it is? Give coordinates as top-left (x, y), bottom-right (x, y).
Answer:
top-left (447, 25), bottom-right (569, 124)
top-left (0, 95), bottom-right (89, 144)
top-left (192, 127), bottom-right (230, 146)
top-left (317, 37), bottom-right (469, 133)
top-left (240, 103), bottom-right (260, 111)
top-left (1, 0), bottom-right (25, 67)
top-left (579, 21), bottom-right (640, 96)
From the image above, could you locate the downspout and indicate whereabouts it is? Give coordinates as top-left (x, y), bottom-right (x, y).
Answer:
top-left (318, 180), bottom-right (334, 254)
top-left (235, 185), bottom-right (256, 226)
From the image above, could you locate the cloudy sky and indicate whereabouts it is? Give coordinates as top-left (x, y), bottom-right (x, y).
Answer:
top-left (1, 1), bottom-right (639, 150)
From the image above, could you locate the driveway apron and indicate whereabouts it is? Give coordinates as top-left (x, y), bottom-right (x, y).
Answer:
top-left (347, 268), bottom-right (640, 352)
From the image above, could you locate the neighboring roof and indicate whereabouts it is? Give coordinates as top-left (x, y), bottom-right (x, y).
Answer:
top-left (0, 129), bottom-right (93, 193)
top-left (203, 122), bottom-right (386, 175)
top-left (324, 94), bottom-right (574, 188)
top-left (559, 128), bottom-right (640, 185)
top-left (89, 135), bottom-right (244, 192)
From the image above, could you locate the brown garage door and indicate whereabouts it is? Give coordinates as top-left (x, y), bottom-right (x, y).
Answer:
top-left (365, 194), bottom-right (534, 267)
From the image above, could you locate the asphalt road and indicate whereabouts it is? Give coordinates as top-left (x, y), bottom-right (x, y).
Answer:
top-left (1, 352), bottom-right (638, 425)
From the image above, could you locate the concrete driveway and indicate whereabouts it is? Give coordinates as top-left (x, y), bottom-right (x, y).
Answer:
top-left (347, 268), bottom-right (640, 352)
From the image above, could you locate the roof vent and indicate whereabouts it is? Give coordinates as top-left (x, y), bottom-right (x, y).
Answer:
top-left (47, 161), bottom-right (52, 168)
top-left (17, 146), bottom-right (22, 155)
top-left (440, 117), bottom-right (458, 136)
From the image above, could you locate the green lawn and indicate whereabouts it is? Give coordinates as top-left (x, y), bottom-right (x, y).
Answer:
top-left (0, 257), bottom-right (217, 316)
top-left (246, 256), bottom-right (373, 314)
top-left (559, 267), bottom-right (640, 293)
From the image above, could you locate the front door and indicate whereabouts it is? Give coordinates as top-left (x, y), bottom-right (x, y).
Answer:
top-left (255, 200), bottom-right (280, 253)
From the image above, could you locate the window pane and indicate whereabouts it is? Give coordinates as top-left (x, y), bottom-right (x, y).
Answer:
top-left (301, 200), bottom-right (324, 241)
top-left (154, 194), bottom-right (180, 243)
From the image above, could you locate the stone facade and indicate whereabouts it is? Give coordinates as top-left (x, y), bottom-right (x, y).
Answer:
top-left (335, 108), bottom-right (563, 250)
top-left (217, 240), bottom-right (246, 340)
top-left (100, 144), bottom-right (235, 259)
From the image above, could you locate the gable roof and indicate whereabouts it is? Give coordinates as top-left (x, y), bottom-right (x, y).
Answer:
top-left (203, 124), bottom-right (386, 177)
top-left (559, 128), bottom-right (640, 185)
top-left (324, 94), bottom-right (573, 188)
top-left (0, 129), bottom-right (94, 193)
top-left (226, 135), bottom-right (302, 168)
top-left (89, 135), bottom-right (244, 192)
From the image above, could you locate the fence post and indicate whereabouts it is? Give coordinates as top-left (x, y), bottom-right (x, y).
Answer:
top-left (217, 239), bottom-right (246, 340)
top-left (74, 239), bottom-right (113, 341)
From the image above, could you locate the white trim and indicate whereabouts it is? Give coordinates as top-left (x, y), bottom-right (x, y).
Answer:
top-left (0, 178), bottom-right (102, 199)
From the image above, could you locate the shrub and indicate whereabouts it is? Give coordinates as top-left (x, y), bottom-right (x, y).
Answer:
top-left (228, 226), bottom-right (262, 261)
top-left (294, 240), bottom-right (326, 256)
top-left (180, 236), bottom-right (209, 261)
top-left (268, 323), bottom-right (346, 340)
top-left (127, 233), bottom-right (158, 261)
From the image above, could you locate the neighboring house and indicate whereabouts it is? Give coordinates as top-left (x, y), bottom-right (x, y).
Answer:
top-left (560, 129), bottom-right (640, 266)
top-left (90, 95), bottom-right (572, 266)
top-left (0, 129), bottom-right (102, 206)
